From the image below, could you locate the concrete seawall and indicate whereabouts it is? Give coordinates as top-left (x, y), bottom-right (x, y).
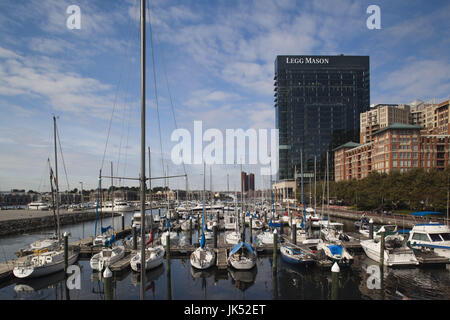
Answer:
top-left (0, 209), bottom-right (122, 237)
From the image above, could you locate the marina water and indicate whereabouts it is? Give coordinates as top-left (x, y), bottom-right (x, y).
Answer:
top-left (0, 211), bottom-right (449, 300)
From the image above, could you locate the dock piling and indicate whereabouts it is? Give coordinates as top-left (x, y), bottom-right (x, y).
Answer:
top-left (369, 219), bottom-right (374, 239)
top-left (273, 229), bottom-right (278, 272)
top-left (132, 226), bottom-right (137, 250)
top-left (379, 231), bottom-right (385, 269)
top-left (249, 216), bottom-right (253, 244)
top-left (331, 262), bottom-right (340, 300)
top-left (292, 223), bottom-right (297, 245)
top-left (63, 232), bottom-right (68, 273)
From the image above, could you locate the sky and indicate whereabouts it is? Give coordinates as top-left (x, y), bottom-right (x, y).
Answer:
top-left (0, 0), bottom-right (449, 193)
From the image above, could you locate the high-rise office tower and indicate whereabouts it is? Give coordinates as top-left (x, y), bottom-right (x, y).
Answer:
top-left (274, 55), bottom-right (370, 180)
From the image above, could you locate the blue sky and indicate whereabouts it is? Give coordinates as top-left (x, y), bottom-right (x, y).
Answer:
top-left (0, 0), bottom-right (449, 192)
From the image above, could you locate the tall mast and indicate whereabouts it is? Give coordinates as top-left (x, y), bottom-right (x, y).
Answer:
top-left (148, 146), bottom-right (153, 229)
top-left (111, 161), bottom-right (114, 230)
top-left (327, 151), bottom-right (330, 223)
top-left (314, 156), bottom-right (317, 212)
top-left (139, 0), bottom-right (146, 297)
top-left (53, 116), bottom-right (61, 242)
top-left (301, 150), bottom-right (305, 229)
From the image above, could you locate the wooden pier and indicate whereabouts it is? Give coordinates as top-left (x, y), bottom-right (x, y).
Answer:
top-left (415, 250), bottom-right (450, 266)
top-left (216, 248), bottom-right (228, 269)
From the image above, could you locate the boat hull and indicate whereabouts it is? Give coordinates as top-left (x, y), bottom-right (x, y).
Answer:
top-left (360, 240), bottom-right (419, 267)
top-left (13, 252), bottom-right (78, 279)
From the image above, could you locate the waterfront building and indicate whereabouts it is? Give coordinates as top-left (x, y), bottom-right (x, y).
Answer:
top-left (274, 55), bottom-right (370, 181)
top-left (360, 104), bottom-right (410, 144)
top-left (272, 180), bottom-right (297, 204)
top-left (334, 122), bottom-right (450, 181)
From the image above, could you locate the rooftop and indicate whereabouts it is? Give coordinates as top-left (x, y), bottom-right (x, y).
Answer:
top-left (372, 123), bottom-right (423, 136)
top-left (333, 141), bottom-right (360, 151)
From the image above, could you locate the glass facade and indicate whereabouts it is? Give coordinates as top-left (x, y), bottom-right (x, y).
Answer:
top-left (274, 55), bottom-right (370, 180)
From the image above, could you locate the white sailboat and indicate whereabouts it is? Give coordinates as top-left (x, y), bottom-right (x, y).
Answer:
top-left (90, 245), bottom-right (125, 271)
top-left (13, 250), bottom-right (78, 279)
top-left (13, 117), bottom-right (79, 279)
top-left (228, 242), bottom-right (257, 270)
top-left (130, 242), bottom-right (165, 272)
top-left (190, 163), bottom-right (216, 270)
top-left (317, 240), bottom-right (354, 267)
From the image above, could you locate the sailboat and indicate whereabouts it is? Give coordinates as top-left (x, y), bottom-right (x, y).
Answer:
top-left (190, 163), bottom-right (216, 270)
top-left (228, 241), bottom-right (257, 270)
top-left (225, 169), bottom-right (242, 245)
top-left (90, 245), bottom-right (126, 272)
top-left (161, 219), bottom-right (178, 246)
top-left (130, 231), bottom-right (165, 272)
top-left (13, 116), bottom-right (79, 279)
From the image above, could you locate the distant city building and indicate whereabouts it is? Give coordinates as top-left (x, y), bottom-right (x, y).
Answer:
top-left (240, 171), bottom-right (255, 193)
top-left (274, 55), bottom-right (370, 181)
top-left (248, 173), bottom-right (255, 192)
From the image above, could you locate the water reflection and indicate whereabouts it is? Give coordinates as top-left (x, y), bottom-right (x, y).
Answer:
top-left (229, 267), bottom-right (257, 296)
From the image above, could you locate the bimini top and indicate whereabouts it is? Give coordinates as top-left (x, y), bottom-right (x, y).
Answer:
top-left (411, 211), bottom-right (443, 217)
top-left (230, 242), bottom-right (255, 255)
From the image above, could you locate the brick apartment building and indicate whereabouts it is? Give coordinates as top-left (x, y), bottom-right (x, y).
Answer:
top-left (335, 99), bottom-right (450, 181)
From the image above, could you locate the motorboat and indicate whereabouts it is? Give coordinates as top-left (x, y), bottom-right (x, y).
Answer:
top-left (228, 242), bottom-right (257, 270)
top-left (131, 212), bottom-right (153, 232)
top-left (407, 222), bottom-right (450, 259)
top-left (27, 201), bottom-right (49, 211)
top-left (361, 233), bottom-right (419, 267)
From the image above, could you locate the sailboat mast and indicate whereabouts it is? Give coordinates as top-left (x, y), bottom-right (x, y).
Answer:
top-left (111, 161), bottom-right (114, 230)
top-left (148, 147), bottom-right (153, 229)
top-left (53, 116), bottom-right (61, 242)
top-left (139, 0), bottom-right (146, 293)
top-left (301, 150), bottom-right (305, 228)
top-left (327, 151), bottom-right (330, 223)
top-left (314, 156), bottom-right (317, 212)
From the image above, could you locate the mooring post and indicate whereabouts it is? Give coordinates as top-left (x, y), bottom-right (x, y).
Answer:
top-left (331, 262), bottom-right (340, 300)
top-left (121, 213), bottom-right (124, 231)
top-left (103, 267), bottom-right (113, 300)
top-left (379, 231), bottom-right (385, 269)
top-left (213, 223), bottom-right (218, 248)
top-left (63, 232), bottom-right (68, 273)
top-left (292, 223), bottom-right (297, 245)
top-left (249, 216), bottom-right (253, 244)
top-left (273, 229), bottom-right (278, 272)
top-left (132, 226), bottom-right (137, 250)
top-left (165, 233), bottom-right (170, 273)
top-left (369, 219), bottom-right (374, 240)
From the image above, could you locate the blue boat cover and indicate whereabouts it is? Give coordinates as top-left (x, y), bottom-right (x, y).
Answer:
top-left (101, 226), bottom-right (112, 234)
top-left (105, 234), bottom-right (115, 246)
top-left (411, 211), bottom-right (443, 216)
top-left (230, 242), bottom-right (255, 255)
top-left (328, 245), bottom-right (343, 256)
top-left (397, 229), bottom-right (411, 234)
top-left (200, 232), bottom-right (205, 248)
top-left (166, 220), bottom-right (171, 228)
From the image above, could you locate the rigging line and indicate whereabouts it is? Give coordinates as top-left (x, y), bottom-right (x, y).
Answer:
top-left (56, 123), bottom-right (70, 192)
top-left (148, 1), bottom-right (187, 178)
top-left (122, 0), bottom-right (140, 183)
top-left (115, 28), bottom-right (136, 185)
top-left (100, 0), bottom-right (138, 172)
top-left (147, 0), bottom-right (166, 179)
top-left (37, 124), bottom-right (54, 193)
